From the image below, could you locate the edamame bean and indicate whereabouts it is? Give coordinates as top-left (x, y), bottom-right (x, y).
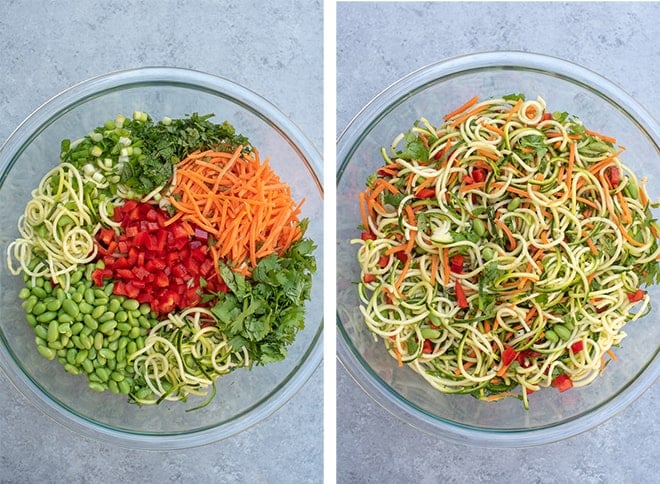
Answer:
top-left (99, 320), bottom-right (117, 335)
top-left (99, 311), bottom-right (115, 323)
top-left (47, 320), bottom-right (59, 342)
top-left (116, 347), bottom-right (126, 362)
top-left (507, 197), bottom-right (521, 211)
top-left (37, 345), bottom-right (56, 360)
top-left (46, 299), bottom-right (62, 312)
top-left (79, 301), bottom-right (94, 314)
top-left (66, 348), bottom-right (77, 365)
top-left (48, 340), bottom-right (63, 350)
top-left (108, 298), bottom-right (121, 313)
top-left (71, 292), bottom-right (84, 303)
top-left (545, 329), bottom-right (559, 343)
top-left (62, 299), bottom-right (80, 318)
top-left (554, 324), bottom-right (571, 341)
top-left (117, 323), bottom-right (131, 334)
top-left (25, 314), bottom-right (38, 327)
top-left (108, 380), bottom-right (120, 394)
top-left (83, 314), bottom-right (98, 330)
top-left (82, 359), bottom-right (94, 374)
top-left (19, 287), bottom-right (31, 299)
top-left (126, 341), bottom-right (137, 355)
top-left (482, 247), bottom-right (496, 261)
top-left (64, 363), bottom-right (81, 375)
top-left (95, 368), bottom-right (110, 382)
top-left (420, 328), bottom-right (441, 340)
top-left (84, 288), bottom-right (95, 305)
top-left (88, 382), bottom-right (106, 392)
top-left (99, 348), bottom-right (115, 360)
top-left (115, 310), bottom-right (128, 323)
top-left (94, 333), bottom-right (104, 350)
top-left (71, 322), bottom-right (84, 335)
top-left (472, 218), bottom-right (486, 237)
top-left (70, 270), bottom-right (83, 285)
top-left (31, 302), bottom-right (47, 316)
top-left (57, 312), bottom-right (74, 324)
top-left (31, 286), bottom-right (47, 299)
top-left (118, 380), bottom-right (131, 395)
top-left (37, 311), bottom-right (57, 323)
top-left (92, 305), bottom-right (107, 319)
top-left (108, 330), bottom-right (121, 342)
top-left (34, 325), bottom-right (48, 340)
top-left (122, 299), bottom-right (140, 312)
top-left (22, 295), bottom-right (38, 313)
top-left (75, 350), bottom-right (88, 365)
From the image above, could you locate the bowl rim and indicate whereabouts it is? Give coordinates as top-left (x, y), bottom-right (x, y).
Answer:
top-left (0, 66), bottom-right (324, 450)
top-left (336, 50), bottom-right (659, 448)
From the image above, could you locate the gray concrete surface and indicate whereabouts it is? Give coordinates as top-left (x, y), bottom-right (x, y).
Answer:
top-left (0, 1), bottom-right (322, 483)
top-left (337, 2), bottom-right (659, 483)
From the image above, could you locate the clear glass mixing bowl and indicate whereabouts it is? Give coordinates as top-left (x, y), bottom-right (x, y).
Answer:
top-left (0, 67), bottom-right (323, 449)
top-left (337, 51), bottom-right (658, 447)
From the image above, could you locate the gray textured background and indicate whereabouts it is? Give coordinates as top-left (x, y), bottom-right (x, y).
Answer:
top-left (337, 2), bottom-right (658, 483)
top-left (0, 1), bottom-right (322, 483)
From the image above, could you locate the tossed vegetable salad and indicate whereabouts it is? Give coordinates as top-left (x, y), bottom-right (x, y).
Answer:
top-left (353, 94), bottom-right (659, 408)
top-left (7, 112), bottom-right (316, 408)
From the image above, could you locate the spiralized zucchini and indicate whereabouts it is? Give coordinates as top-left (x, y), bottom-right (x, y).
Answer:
top-left (129, 307), bottom-right (249, 408)
top-left (6, 163), bottom-right (99, 290)
top-left (353, 95), bottom-right (660, 408)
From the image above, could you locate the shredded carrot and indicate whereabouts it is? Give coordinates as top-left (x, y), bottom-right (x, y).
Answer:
top-left (616, 190), bottom-right (632, 224)
top-left (494, 218), bottom-right (517, 250)
top-left (566, 142), bottom-right (576, 192)
top-left (393, 346), bottom-right (403, 367)
top-left (394, 255), bottom-right (411, 293)
top-left (490, 182), bottom-right (529, 199)
top-left (586, 238), bottom-right (599, 256)
top-left (588, 150), bottom-right (624, 176)
top-left (450, 104), bottom-right (490, 128)
top-left (166, 147), bottom-right (303, 275)
top-left (476, 149), bottom-right (500, 161)
top-left (443, 96), bottom-right (479, 121)
top-left (414, 176), bottom-right (437, 195)
top-left (505, 98), bottom-right (523, 124)
top-left (607, 349), bottom-right (618, 362)
top-left (481, 122), bottom-right (504, 136)
top-left (585, 129), bottom-right (617, 145)
top-left (441, 248), bottom-right (450, 286)
top-left (358, 191), bottom-right (369, 233)
top-left (460, 181), bottom-right (487, 193)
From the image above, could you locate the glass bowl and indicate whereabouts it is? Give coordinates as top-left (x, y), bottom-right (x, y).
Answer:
top-left (337, 51), bottom-right (659, 447)
top-left (0, 67), bottom-right (323, 449)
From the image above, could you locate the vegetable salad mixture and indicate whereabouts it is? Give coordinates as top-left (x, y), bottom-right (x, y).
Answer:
top-left (7, 112), bottom-right (316, 408)
top-left (353, 94), bottom-right (659, 408)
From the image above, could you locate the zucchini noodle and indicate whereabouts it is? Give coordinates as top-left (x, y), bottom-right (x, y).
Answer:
top-left (6, 163), bottom-right (99, 290)
top-left (129, 307), bottom-right (249, 406)
top-left (353, 95), bottom-right (660, 408)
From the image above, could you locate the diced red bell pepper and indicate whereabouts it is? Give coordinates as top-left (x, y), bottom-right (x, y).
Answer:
top-left (552, 373), bottom-right (573, 393)
top-left (361, 231), bottom-right (376, 241)
top-left (570, 340), bottom-right (585, 353)
top-left (609, 166), bottom-right (619, 187)
top-left (422, 340), bottom-right (433, 354)
top-left (455, 280), bottom-right (469, 308)
top-left (627, 289), bottom-right (645, 303)
top-left (363, 274), bottom-right (376, 283)
top-left (471, 168), bottom-right (487, 183)
top-left (501, 345), bottom-right (519, 367)
top-left (450, 254), bottom-right (464, 273)
top-left (416, 188), bottom-right (436, 199)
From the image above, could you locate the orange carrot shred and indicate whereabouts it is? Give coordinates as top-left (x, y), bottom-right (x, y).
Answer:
top-left (166, 146), bottom-right (304, 275)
